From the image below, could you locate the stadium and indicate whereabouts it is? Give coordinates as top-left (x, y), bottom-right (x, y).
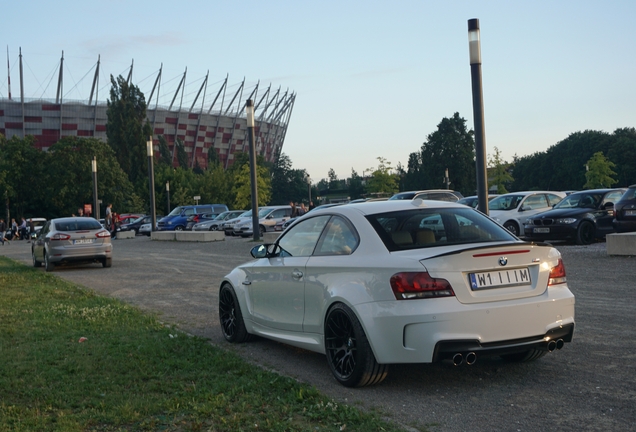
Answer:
top-left (0, 50), bottom-right (296, 169)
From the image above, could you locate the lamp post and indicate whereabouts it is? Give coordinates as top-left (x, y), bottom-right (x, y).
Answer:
top-left (147, 137), bottom-right (156, 232)
top-left (468, 18), bottom-right (489, 215)
top-left (166, 181), bottom-right (170, 215)
top-left (306, 174), bottom-right (312, 205)
top-left (92, 156), bottom-right (99, 219)
top-left (246, 99), bottom-right (259, 241)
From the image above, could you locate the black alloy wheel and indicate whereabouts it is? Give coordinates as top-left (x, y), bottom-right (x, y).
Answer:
top-left (576, 221), bottom-right (595, 245)
top-left (324, 303), bottom-right (388, 387)
top-left (219, 284), bottom-right (251, 343)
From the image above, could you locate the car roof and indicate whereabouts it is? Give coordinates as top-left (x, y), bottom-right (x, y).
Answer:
top-left (495, 191), bottom-right (566, 197)
top-left (567, 188), bottom-right (625, 195)
top-left (51, 216), bottom-right (101, 223)
top-left (310, 198), bottom-right (464, 217)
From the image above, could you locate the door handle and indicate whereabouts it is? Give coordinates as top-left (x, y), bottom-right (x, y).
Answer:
top-left (292, 270), bottom-right (303, 280)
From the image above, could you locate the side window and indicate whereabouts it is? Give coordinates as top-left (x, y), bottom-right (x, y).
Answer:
top-left (271, 209), bottom-right (286, 218)
top-left (522, 194), bottom-right (548, 210)
top-left (315, 216), bottom-right (359, 256)
top-left (184, 208), bottom-right (195, 216)
top-left (604, 191), bottom-right (624, 204)
top-left (547, 194), bottom-right (563, 207)
top-left (199, 207), bottom-right (213, 214)
top-left (277, 216), bottom-right (330, 257)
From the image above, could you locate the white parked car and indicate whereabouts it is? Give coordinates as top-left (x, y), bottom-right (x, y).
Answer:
top-left (219, 199), bottom-right (575, 387)
top-left (488, 191), bottom-right (566, 236)
top-left (138, 223), bottom-right (152, 236)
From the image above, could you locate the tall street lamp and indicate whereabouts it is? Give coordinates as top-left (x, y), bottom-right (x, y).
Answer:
top-left (306, 174), bottom-right (312, 205)
top-left (246, 99), bottom-right (259, 241)
top-left (92, 156), bottom-right (99, 219)
top-left (147, 137), bottom-right (157, 232)
top-left (468, 18), bottom-right (489, 215)
top-left (166, 181), bottom-right (170, 215)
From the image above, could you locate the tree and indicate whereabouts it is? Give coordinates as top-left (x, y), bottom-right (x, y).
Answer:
top-left (365, 157), bottom-right (399, 195)
top-left (157, 135), bottom-right (172, 166)
top-left (175, 138), bottom-right (189, 168)
top-left (269, 153), bottom-right (309, 205)
top-left (328, 168), bottom-right (339, 190)
top-left (0, 135), bottom-right (46, 219)
top-left (488, 146), bottom-right (514, 193)
top-left (46, 137), bottom-right (140, 217)
top-left (106, 75), bottom-right (152, 184)
top-left (232, 163), bottom-right (271, 209)
top-left (348, 169), bottom-right (365, 200)
top-left (405, 113), bottom-right (476, 195)
top-left (207, 145), bottom-right (219, 166)
top-left (584, 152), bottom-right (617, 189)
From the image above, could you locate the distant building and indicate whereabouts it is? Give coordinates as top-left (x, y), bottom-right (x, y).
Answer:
top-left (0, 51), bottom-right (295, 169)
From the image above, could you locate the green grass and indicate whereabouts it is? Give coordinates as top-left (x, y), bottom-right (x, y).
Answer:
top-left (0, 257), bottom-right (404, 431)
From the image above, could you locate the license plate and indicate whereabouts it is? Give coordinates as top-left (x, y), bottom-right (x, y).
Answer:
top-left (533, 227), bottom-right (550, 233)
top-left (469, 267), bottom-right (531, 290)
top-left (625, 210), bottom-right (636, 216)
top-left (74, 239), bottom-right (94, 244)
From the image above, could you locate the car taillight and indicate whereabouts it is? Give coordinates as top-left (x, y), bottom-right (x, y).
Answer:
top-left (95, 230), bottom-right (111, 238)
top-left (390, 272), bottom-right (455, 300)
top-left (50, 233), bottom-right (71, 241)
top-left (548, 259), bottom-right (567, 285)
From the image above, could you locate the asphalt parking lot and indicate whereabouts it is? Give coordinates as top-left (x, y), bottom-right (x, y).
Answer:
top-left (2, 236), bottom-right (635, 432)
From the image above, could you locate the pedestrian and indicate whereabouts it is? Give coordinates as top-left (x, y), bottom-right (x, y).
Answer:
top-left (111, 212), bottom-right (119, 239)
top-left (105, 203), bottom-right (113, 227)
top-left (0, 218), bottom-right (9, 245)
top-left (298, 203), bottom-right (307, 216)
top-left (290, 201), bottom-right (298, 218)
top-left (27, 218), bottom-right (35, 242)
top-left (78, 208), bottom-right (84, 217)
top-left (19, 217), bottom-right (28, 240)
top-left (309, 201), bottom-right (315, 211)
top-left (10, 218), bottom-right (18, 240)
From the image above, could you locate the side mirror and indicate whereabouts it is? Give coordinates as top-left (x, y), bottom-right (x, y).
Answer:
top-left (250, 244), bottom-right (269, 259)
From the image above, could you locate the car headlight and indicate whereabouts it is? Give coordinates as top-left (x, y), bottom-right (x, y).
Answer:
top-left (557, 218), bottom-right (578, 224)
top-left (167, 221), bottom-right (173, 225)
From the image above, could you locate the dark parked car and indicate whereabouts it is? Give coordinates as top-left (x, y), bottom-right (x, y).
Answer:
top-left (612, 184), bottom-right (636, 233)
top-left (389, 189), bottom-right (463, 202)
top-left (118, 215), bottom-right (151, 235)
top-left (523, 188), bottom-right (626, 244)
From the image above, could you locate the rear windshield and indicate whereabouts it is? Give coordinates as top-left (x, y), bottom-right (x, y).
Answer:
top-left (55, 220), bottom-right (103, 231)
top-left (365, 208), bottom-right (515, 252)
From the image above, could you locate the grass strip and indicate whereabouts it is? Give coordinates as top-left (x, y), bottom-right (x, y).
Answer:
top-left (0, 257), bottom-right (403, 431)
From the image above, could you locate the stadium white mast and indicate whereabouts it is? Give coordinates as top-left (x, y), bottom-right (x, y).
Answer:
top-left (19, 48), bottom-right (25, 136)
top-left (6, 46), bottom-right (11, 100)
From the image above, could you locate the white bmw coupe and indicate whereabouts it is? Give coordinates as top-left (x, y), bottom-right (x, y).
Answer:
top-left (219, 199), bottom-right (575, 387)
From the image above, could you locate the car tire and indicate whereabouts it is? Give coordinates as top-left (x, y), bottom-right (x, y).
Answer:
top-left (324, 303), bottom-right (388, 387)
top-left (219, 284), bottom-right (251, 343)
top-left (576, 221), bottom-right (595, 245)
top-left (500, 349), bottom-right (547, 362)
top-left (32, 249), bottom-right (42, 267)
top-left (174, 226), bottom-right (184, 231)
top-left (503, 221), bottom-right (520, 237)
top-left (44, 252), bottom-right (55, 272)
top-left (103, 257), bottom-right (112, 268)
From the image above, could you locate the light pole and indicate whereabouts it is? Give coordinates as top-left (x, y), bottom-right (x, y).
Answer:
top-left (306, 174), bottom-right (312, 205)
top-left (468, 18), bottom-right (489, 215)
top-left (92, 156), bottom-right (99, 219)
top-left (246, 99), bottom-right (259, 241)
top-left (147, 137), bottom-right (157, 232)
top-left (166, 181), bottom-right (170, 215)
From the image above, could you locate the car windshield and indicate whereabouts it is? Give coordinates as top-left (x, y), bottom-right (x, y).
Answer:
top-left (131, 216), bottom-right (145, 223)
top-left (554, 193), bottom-right (601, 209)
top-left (489, 195), bottom-right (524, 211)
top-left (167, 206), bottom-right (183, 216)
top-left (366, 207), bottom-right (515, 252)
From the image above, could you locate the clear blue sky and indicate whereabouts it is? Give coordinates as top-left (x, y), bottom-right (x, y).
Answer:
top-left (3, 1), bottom-right (635, 185)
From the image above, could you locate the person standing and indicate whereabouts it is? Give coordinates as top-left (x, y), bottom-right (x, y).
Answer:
top-left (10, 218), bottom-right (18, 240)
top-left (105, 204), bottom-right (113, 227)
top-left (19, 218), bottom-right (28, 240)
top-left (290, 201), bottom-right (298, 218)
top-left (0, 218), bottom-right (8, 245)
top-left (27, 218), bottom-right (35, 242)
top-left (298, 203), bottom-right (307, 216)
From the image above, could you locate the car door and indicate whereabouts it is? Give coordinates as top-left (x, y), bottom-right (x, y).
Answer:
top-left (598, 190), bottom-right (626, 234)
top-left (32, 221), bottom-right (50, 260)
top-left (245, 215), bottom-right (330, 332)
